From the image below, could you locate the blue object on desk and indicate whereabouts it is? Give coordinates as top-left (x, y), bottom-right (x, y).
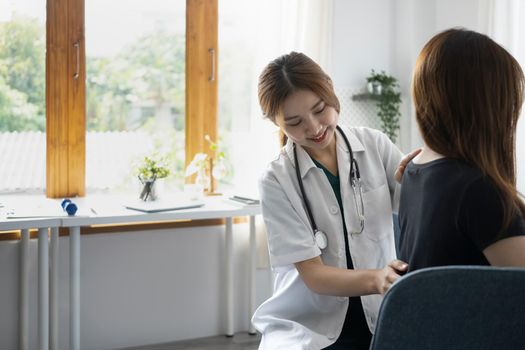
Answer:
top-left (61, 198), bottom-right (78, 216)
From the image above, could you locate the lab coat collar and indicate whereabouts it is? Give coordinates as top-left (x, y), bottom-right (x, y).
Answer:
top-left (284, 140), bottom-right (316, 179)
top-left (336, 125), bottom-right (365, 154)
top-left (283, 125), bottom-right (365, 179)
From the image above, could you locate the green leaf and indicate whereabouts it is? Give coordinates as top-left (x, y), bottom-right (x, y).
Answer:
top-left (366, 70), bottom-right (402, 142)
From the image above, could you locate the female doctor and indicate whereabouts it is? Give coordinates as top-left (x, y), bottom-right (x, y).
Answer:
top-left (252, 52), bottom-right (413, 350)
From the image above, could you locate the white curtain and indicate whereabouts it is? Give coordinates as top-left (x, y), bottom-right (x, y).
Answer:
top-left (218, 0), bottom-right (334, 269)
top-left (226, 0), bottom-right (335, 198)
top-left (479, 0), bottom-right (525, 193)
top-left (279, 0), bottom-right (334, 73)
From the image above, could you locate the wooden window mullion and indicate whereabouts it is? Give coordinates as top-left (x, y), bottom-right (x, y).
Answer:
top-left (185, 0), bottom-right (218, 177)
top-left (46, 0), bottom-right (85, 198)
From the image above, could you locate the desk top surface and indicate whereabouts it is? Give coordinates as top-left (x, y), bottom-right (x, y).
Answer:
top-left (0, 194), bottom-right (261, 229)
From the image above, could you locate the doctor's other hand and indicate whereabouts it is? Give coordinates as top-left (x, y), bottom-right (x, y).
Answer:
top-left (395, 148), bottom-right (422, 183)
top-left (375, 260), bottom-right (408, 295)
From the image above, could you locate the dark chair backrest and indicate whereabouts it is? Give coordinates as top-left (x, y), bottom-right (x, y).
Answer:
top-left (370, 266), bottom-right (525, 350)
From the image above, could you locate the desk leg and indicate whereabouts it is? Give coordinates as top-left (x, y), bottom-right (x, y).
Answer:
top-left (249, 216), bottom-right (257, 335)
top-left (70, 226), bottom-right (80, 350)
top-left (38, 228), bottom-right (49, 350)
top-left (49, 227), bottom-right (59, 350)
top-left (225, 218), bottom-right (234, 337)
top-left (19, 229), bottom-right (29, 350)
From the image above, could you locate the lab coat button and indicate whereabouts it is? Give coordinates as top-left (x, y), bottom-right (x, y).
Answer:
top-left (327, 332), bottom-right (337, 339)
top-left (338, 249), bottom-right (344, 257)
top-left (337, 296), bottom-right (347, 302)
top-left (329, 206), bottom-right (339, 214)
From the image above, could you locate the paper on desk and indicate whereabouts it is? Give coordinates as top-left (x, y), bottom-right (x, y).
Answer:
top-left (125, 200), bottom-right (205, 213)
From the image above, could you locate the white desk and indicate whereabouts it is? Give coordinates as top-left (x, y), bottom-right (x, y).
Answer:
top-left (0, 195), bottom-right (261, 350)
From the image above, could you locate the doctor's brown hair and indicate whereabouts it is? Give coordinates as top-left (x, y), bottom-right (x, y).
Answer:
top-left (412, 28), bottom-right (525, 232)
top-left (258, 52), bottom-right (340, 146)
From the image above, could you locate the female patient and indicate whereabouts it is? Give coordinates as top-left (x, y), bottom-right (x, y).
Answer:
top-left (399, 28), bottom-right (525, 270)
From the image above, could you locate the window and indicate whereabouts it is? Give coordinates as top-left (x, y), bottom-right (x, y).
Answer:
top-left (85, 0), bottom-right (186, 192)
top-left (0, 0), bottom-right (46, 193)
top-left (0, 0), bottom-right (218, 197)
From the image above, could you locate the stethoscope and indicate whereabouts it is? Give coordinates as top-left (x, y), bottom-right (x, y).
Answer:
top-left (293, 125), bottom-right (365, 250)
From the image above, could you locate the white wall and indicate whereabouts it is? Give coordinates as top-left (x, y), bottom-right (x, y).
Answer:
top-left (331, 0), bottom-right (502, 152)
top-left (331, 0), bottom-right (393, 87)
top-left (0, 223), bottom-right (272, 350)
top-left (331, 0), bottom-right (421, 152)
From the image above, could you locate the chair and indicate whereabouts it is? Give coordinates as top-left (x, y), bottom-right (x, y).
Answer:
top-left (370, 266), bottom-right (525, 350)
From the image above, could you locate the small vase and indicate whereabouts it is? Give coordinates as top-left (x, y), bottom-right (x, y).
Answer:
top-left (212, 159), bottom-right (227, 180)
top-left (139, 177), bottom-right (158, 201)
top-left (195, 169), bottom-right (210, 192)
top-left (368, 81), bottom-right (382, 95)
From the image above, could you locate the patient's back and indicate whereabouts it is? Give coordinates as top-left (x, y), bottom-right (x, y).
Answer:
top-left (398, 158), bottom-right (525, 271)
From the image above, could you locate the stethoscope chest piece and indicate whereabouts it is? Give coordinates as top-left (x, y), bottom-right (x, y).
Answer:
top-left (314, 230), bottom-right (328, 250)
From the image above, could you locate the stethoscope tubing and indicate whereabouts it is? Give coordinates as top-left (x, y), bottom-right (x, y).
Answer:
top-left (293, 125), bottom-right (361, 243)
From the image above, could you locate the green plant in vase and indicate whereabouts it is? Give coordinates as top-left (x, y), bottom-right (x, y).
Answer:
top-left (137, 155), bottom-right (170, 201)
top-left (185, 134), bottom-right (228, 195)
top-left (366, 70), bottom-right (402, 143)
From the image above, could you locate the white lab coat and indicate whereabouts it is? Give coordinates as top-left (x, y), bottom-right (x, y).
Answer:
top-left (252, 126), bottom-right (402, 350)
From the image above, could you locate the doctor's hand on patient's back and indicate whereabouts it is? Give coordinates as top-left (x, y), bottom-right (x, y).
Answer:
top-left (375, 260), bottom-right (408, 295)
top-left (395, 149), bottom-right (422, 183)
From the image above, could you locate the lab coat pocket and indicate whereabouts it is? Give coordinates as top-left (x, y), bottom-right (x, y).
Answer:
top-left (362, 183), bottom-right (393, 241)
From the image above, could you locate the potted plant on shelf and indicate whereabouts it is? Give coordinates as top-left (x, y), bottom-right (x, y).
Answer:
top-left (367, 71), bottom-right (383, 95)
top-left (366, 69), bottom-right (402, 143)
top-left (136, 155), bottom-right (170, 201)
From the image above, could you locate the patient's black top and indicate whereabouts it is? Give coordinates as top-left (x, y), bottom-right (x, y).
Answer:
top-left (399, 158), bottom-right (525, 271)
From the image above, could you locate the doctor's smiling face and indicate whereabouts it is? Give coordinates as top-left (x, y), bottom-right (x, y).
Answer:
top-left (258, 52), bottom-right (341, 149)
top-left (276, 89), bottom-right (339, 154)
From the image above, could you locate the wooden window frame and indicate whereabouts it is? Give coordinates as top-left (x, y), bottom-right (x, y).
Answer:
top-left (46, 0), bottom-right (86, 198)
top-left (45, 0), bottom-right (218, 198)
top-left (185, 0), bottom-right (218, 176)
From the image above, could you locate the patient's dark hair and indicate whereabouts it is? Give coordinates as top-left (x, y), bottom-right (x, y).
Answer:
top-left (258, 52), bottom-right (339, 146)
top-left (412, 28), bottom-right (525, 231)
